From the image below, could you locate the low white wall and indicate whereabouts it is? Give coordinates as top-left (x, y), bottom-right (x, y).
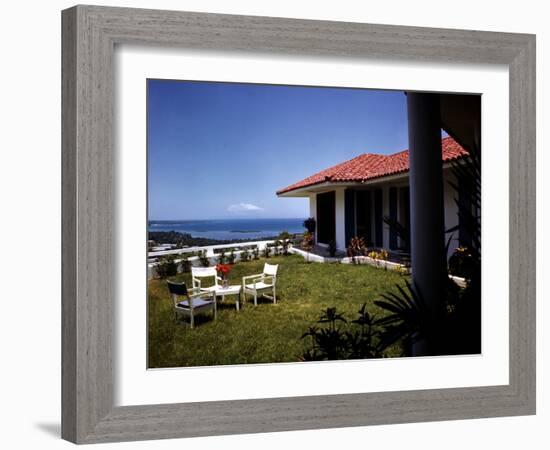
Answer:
top-left (148, 240), bottom-right (280, 279)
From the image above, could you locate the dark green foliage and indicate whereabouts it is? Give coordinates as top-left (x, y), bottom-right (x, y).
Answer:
top-left (301, 232), bottom-right (314, 263)
top-left (227, 250), bottom-right (236, 264)
top-left (346, 236), bottom-right (366, 264)
top-left (303, 217), bottom-right (316, 233)
top-left (218, 249), bottom-right (227, 265)
top-left (448, 246), bottom-right (476, 279)
top-left (263, 245), bottom-right (272, 258)
top-left (240, 247), bottom-right (250, 262)
top-left (179, 256), bottom-right (191, 273)
top-left (252, 247), bottom-right (260, 260)
top-left (300, 305), bottom-right (385, 361)
top-left (278, 231), bottom-right (292, 256)
top-left (374, 142), bottom-right (482, 356)
top-left (155, 255), bottom-right (178, 278)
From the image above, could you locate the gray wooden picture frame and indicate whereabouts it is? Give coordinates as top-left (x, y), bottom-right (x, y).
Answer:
top-left (62, 5), bottom-right (536, 444)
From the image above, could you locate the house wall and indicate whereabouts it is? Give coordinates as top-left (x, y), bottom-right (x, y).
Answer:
top-left (335, 188), bottom-right (346, 250)
top-left (307, 170), bottom-right (460, 257)
top-left (308, 193), bottom-right (317, 242)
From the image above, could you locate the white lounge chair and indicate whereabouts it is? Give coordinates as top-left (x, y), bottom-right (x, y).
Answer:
top-left (242, 263), bottom-right (278, 306)
top-left (191, 266), bottom-right (221, 294)
top-left (167, 281), bottom-right (216, 328)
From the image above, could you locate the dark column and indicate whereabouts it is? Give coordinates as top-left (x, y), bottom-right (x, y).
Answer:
top-left (407, 93), bottom-right (446, 356)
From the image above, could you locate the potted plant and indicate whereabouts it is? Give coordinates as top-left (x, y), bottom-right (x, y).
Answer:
top-left (303, 217), bottom-right (316, 234)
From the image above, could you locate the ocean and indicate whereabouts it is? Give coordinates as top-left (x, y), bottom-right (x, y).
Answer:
top-left (148, 218), bottom-right (306, 241)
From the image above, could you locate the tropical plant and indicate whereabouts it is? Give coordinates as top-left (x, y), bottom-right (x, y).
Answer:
top-left (347, 236), bottom-right (367, 264)
top-left (227, 249), bottom-right (236, 264)
top-left (448, 246), bottom-right (475, 279)
top-left (240, 247), bottom-right (250, 262)
top-left (278, 231), bottom-right (292, 255)
top-left (218, 249), bottom-right (227, 265)
top-left (263, 245), bottom-right (272, 258)
top-left (300, 307), bottom-right (348, 360)
top-left (300, 305), bottom-right (385, 361)
top-left (301, 231), bottom-right (314, 263)
top-left (272, 241), bottom-right (281, 256)
top-left (372, 139), bottom-right (482, 356)
top-left (303, 217), bottom-right (316, 234)
top-left (179, 255), bottom-right (191, 273)
top-left (155, 255), bottom-right (178, 278)
top-left (252, 246), bottom-right (260, 260)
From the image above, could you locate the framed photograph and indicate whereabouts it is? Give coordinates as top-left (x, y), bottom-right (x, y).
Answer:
top-left (62, 5), bottom-right (536, 444)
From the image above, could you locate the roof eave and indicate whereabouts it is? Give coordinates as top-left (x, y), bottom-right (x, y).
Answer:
top-left (276, 160), bottom-right (461, 197)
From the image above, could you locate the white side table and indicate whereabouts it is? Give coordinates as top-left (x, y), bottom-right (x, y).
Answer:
top-left (215, 284), bottom-right (242, 311)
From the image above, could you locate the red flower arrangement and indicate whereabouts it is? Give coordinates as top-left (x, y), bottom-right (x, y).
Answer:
top-left (216, 263), bottom-right (232, 287)
top-left (215, 263), bottom-right (232, 279)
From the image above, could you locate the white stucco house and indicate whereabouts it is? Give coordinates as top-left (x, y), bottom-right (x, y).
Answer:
top-left (277, 136), bottom-right (470, 258)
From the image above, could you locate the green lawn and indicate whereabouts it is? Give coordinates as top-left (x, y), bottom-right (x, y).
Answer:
top-left (148, 254), bottom-right (408, 368)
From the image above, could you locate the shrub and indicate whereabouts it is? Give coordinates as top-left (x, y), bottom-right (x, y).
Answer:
top-left (448, 246), bottom-right (475, 279)
top-left (300, 305), bottom-right (384, 361)
top-left (278, 231), bottom-right (292, 256)
top-left (263, 245), bottom-right (272, 258)
top-left (240, 247), bottom-right (250, 262)
top-left (227, 249), bottom-right (236, 264)
top-left (218, 249), bottom-right (227, 264)
top-left (347, 236), bottom-right (367, 264)
top-left (252, 247), bottom-right (260, 260)
top-left (301, 231), bottom-right (314, 263)
top-left (303, 217), bottom-right (316, 234)
top-left (179, 256), bottom-right (191, 273)
top-left (155, 255), bottom-right (178, 278)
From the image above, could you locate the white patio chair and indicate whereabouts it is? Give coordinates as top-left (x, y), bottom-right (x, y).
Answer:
top-left (167, 281), bottom-right (216, 328)
top-left (242, 263), bottom-right (278, 306)
top-left (191, 266), bottom-right (221, 294)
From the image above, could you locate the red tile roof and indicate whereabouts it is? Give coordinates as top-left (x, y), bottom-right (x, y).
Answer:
top-left (277, 136), bottom-right (467, 195)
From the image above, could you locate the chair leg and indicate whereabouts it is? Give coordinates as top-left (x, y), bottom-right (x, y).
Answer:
top-left (254, 291), bottom-right (257, 306)
top-left (273, 287), bottom-right (277, 304)
top-left (214, 302), bottom-right (217, 320)
top-left (190, 311), bottom-right (194, 329)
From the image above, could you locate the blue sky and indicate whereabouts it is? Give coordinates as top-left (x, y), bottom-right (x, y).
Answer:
top-left (148, 80), bottom-right (410, 220)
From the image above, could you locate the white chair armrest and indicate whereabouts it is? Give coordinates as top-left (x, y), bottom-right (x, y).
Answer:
top-left (242, 273), bottom-right (263, 282)
top-left (192, 277), bottom-right (201, 289)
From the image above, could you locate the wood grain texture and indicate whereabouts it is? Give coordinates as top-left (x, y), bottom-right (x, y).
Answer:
top-left (61, 5), bottom-right (536, 444)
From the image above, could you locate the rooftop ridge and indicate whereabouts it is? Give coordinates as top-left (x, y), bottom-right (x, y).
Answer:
top-left (276, 136), bottom-right (467, 195)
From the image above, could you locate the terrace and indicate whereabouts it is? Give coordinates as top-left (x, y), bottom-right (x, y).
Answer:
top-left (148, 254), bottom-right (408, 368)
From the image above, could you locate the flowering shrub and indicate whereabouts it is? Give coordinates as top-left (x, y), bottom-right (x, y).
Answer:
top-left (347, 236), bottom-right (367, 264)
top-left (301, 231), bottom-right (315, 263)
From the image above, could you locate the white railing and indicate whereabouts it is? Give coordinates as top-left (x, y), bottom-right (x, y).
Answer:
top-left (148, 240), bottom-right (279, 279)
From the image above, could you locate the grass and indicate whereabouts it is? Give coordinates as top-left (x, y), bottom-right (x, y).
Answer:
top-left (148, 254), bottom-right (409, 368)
